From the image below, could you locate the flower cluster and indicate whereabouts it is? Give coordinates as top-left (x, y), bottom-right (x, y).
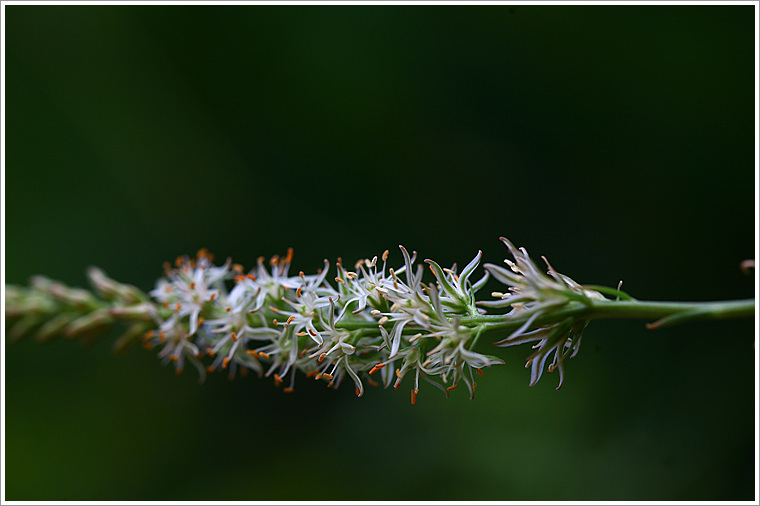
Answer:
top-left (481, 237), bottom-right (604, 389)
top-left (134, 245), bottom-right (503, 403)
top-left (5, 237), bottom-right (619, 401)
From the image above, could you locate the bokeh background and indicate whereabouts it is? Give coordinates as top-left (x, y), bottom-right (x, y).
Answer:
top-left (3, 4), bottom-right (756, 501)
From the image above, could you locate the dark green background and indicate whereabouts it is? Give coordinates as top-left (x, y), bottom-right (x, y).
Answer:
top-left (4, 5), bottom-right (756, 501)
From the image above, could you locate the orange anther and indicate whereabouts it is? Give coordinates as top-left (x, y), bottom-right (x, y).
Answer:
top-left (323, 373), bottom-right (333, 380)
top-left (314, 373), bottom-right (322, 381)
top-left (285, 247), bottom-right (294, 265)
top-left (206, 348), bottom-right (215, 357)
top-left (382, 250), bottom-right (389, 261)
top-left (367, 378), bottom-right (378, 387)
top-left (175, 302), bottom-right (182, 312)
top-left (355, 388), bottom-right (362, 397)
top-left (369, 363), bottom-right (386, 375)
top-left (206, 366), bottom-right (215, 373)
top-left (169, 354), bottom-right (179, 362)
top-left (300, 349), bottom-right (308, 358)
top-left (318, 353), bottom-right (326, 364)
top-left (174, 256), bottom-right (183, 267)
top-left (225, 306), bottom-right (231, 312)
top-left (190, 282), bottom-right (196, 290)
top-left (273, 319), bottom-right (279, 325)
top-left (296, 287), bottom-right (302, 298)
top-left (411, 388), bottom-right (418, 405)
top-left (209, 293), bottom-right (217, 302)
top-left (163, 302), bottom-right (169, 309)
top-left (232, 263), bottom-right (244, 273)
top-left (234, 275), bottom-right (245, 283)
top-left (308, 328), bottom-right (317, 337)
top-left (159, 331), bottom-right (166, 343)
top-left (296, 332), bottom-right (307, 337)
top-left (476, 368), bottom-right (483, 376)
top-left (197, 248), bottom-right (208, 259)
top-left (259, 352), bottom-right (270, 359)
top-left (245, 350), bottom-right (259, 357)
top-left (198, 317), bottom-right (204, 326)
top-left (269, 306), bottom-right (279, 313)
top-left (143, 330), bottom-right (155, 340)
top-left (246, 274), bottom-right (256, 280)
top-left (274, 374), bottom-right (283, 385)
top-left (299, 271), bottom-right (305, 279)
top-left (335, 277), bottom-right (345, 284)
top-left (396, 368), bottom-right (402, 379)
top-left (283, 387), bottom-right (294, 393)
top-left (286, 316), bottom-right (296, 324)
top-left (306, 370), bottom-right (318, 378)
top-left (231, 332), bottom-right (238, 342)
top-left (223, 357), bottom-right (230, 368)
top-left (446, 383), bottom-right (458, 392)
top-left (269, 255), bottom-right (279, 266)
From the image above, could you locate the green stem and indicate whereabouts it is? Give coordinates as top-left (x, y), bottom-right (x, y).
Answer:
top-left (461, 298), bottom-right (755, 331)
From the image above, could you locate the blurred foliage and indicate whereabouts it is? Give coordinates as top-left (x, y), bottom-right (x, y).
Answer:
top-left (4, 4), bottom-right (756, 501)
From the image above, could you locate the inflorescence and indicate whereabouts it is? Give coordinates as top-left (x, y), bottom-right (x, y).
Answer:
top-left (6, 237), bottom-right (621, 403)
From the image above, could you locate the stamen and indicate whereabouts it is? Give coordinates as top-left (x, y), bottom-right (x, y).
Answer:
top-left (323, 373), bottom-right (333, 380)
top-left (274, 374), bottom-right (283, 385)
top-left (318, 353), bottom-right (326, 364)
top-left (198, 317), bottom-right (204, 326)
top-left (169, 355), bottom-right (179, 362)
top-left (306, 370), bottom-right (319, 378)
top-left (446, 383), bottom-right (458, 391)
top-left (378, 316), bottom-right (389, 325)
top-left (269, 306), bottom-right (279, 313)
top-left (246, 350), bottom-right (259, 357)
top-left (411, 388), bottom-right (418, 405)
top-left (390, 303), bottom-right (400, 311)
top-left (286, 315), bottom-right (296, 324)
top-left (175, 302), bottom-right (182, 312)
top-left (206, 348), bottom-right (215, 356)
top-left (209, 293), bottom-right (217, 301)
top-left (285, 247), bottom-right (294, 265)
top-left (159, 331), bottom-right (166, 343)
top-left (143, 330), bottom-right (155, 340)
top-left (206, 366), bottom-right (215, 373)
top-left (226, 307), bottom-right (231, 312)
top-left (231, 332), bottom-right (238, 342)
top-left (246, 274), bottom-right (256, 280)
top-left (335, 277), bottom-right (345, 284)
top-left (232, 263), bottom-right (244, 273)
top-left (258, 352), bottom-right (270, 359)
top-left (382, 250), bottom-right (389, 261)
top-left (476, 368), bottom-right (483, 376)
top-left (190, 282), bottom-right (196, 290)
top-left (296, 287), bottom-right (302, 298)
top-left (367, 378), bottom-right (379, 387)
top-left (308, 328), bottom-right (317, 337)
top-left (369, 363), bottom-right (386, 375)
top-left (234, 275), bottom-right (245, 283)
top-left (283, 387), bottom-right (294, 393)
top-left (272, 319), bottom-right (278, 325)
top-left (396, 368), bottom-right (402, 379)
top-left (370, 310), bottom-right (381, 315)
top-left (223, 357), bottom-right (230, 368)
